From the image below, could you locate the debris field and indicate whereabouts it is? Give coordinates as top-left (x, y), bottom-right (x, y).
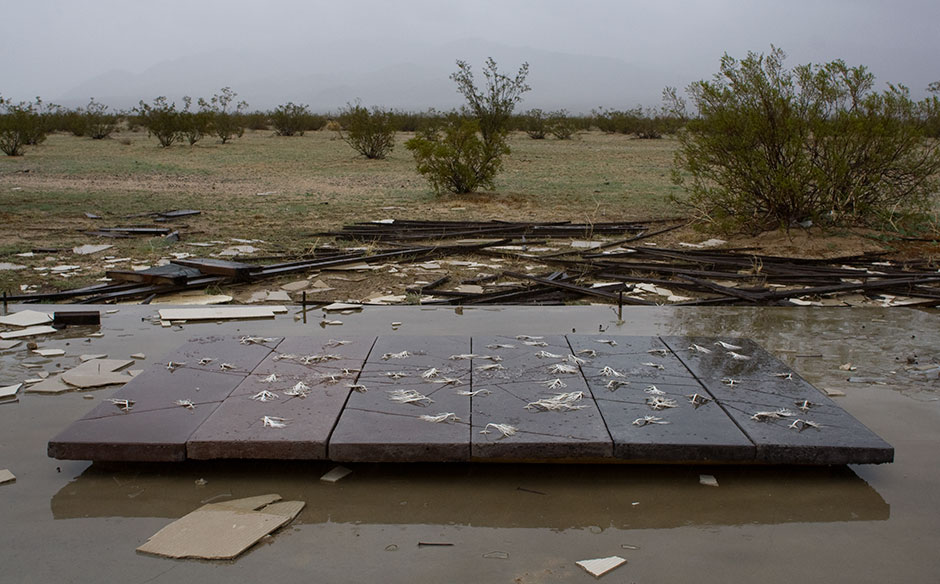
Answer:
top-left (5, 218), bottom-right (939, 308)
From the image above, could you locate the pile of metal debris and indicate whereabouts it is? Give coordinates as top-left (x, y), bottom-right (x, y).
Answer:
top-left (5, 219), bottom-right (938, 307)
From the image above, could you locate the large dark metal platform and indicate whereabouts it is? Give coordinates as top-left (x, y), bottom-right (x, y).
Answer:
top-left (47, 335), bottom-right (893, 465)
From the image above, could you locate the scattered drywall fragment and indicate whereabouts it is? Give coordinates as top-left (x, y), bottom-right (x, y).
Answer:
top-left (0, 326), bottom-right (58, 340)
top-left (24, 375), bottom-right (71, 394)
top-left (136, 494), bottom-right (305, 560)
top-left (157, 307), bottom-right (287, 321)
top-left (0, 469), bottom-right (15, 485)
top-left (699, 474), bottom-right (719, 487)
top-left (320, 466), bottom-right (353, 483)
top-left (72, 244), bottom-right (113, 255)
top-left (576, 556), bottom-right (627, 578)
top-left (0, 310), bottom-right (53, 328)
top-left (32, 349), bottom-right (65, 357)
top-left (60, 359), bottom-right (135, 389)
top-left (0, 384), bottom-right (22, 400)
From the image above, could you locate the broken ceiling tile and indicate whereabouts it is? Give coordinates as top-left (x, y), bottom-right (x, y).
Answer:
top-left (32, 349), bottom-right (65, 357)
top-left (24, 375), bottom-right (72, 394)
top-left (0, 310), bottom-right (53, 328)
top-left (61, 359), bottom-right (135, 389)
top-left (0, 326), bottom-right (58, 340)
top-left (280, 280), bottom-right (310, 292)
top-left (0, 384), bottom-right (22, 400)
top-left (72, 244), bottom-right (113, 255)
top-left (576, 556), bottom-right (627, 578)
top-left (320, 466), bottom-right (353, 483)
top-left (0, 469), bottom-right (15, 485)
top-left (136, 494), bottom-right (305, 560)
top-left (151, 292), bottom-right (234, 305)
top-left (323, 302), bottom-right (362, 312)
top-left (157, 307), bottom-right (286, 322)
top-left (264, 290), bottom-right (292, 302)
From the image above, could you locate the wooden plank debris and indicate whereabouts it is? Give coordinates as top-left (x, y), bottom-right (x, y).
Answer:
top-left (52, 311), bottom-right (100, 326)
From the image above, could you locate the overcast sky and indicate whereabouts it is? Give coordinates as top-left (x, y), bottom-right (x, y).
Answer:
top-left (2, 0), bottom-right (938, 109)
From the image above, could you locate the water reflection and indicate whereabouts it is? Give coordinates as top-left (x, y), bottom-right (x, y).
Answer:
top-left (52, 460), bottom-right (888, 528)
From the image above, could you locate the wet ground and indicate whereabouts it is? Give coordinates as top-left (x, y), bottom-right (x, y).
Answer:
top-left (1, 304), bottom-right (938, 583)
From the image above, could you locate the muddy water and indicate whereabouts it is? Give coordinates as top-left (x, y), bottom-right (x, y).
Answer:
top-left (1, 305), bottom-right (938, 583)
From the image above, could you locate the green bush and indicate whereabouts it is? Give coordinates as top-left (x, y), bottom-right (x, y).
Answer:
top-left (198, 87), bottom-right (247, 144)
top-left (0, 97), bottom-right (52, 156)
top-left (450, 58), bottom-right (530, 146)
top-left (241, 111), bottom-right (270, 131)
top-left (83, 99), bottom-right (119, 139)
top-left (179, 96), bottom-right (211, 146)
top-left (271, 102), bottom-right (312, 136)
top-left (338, 103), bottom-right (396, 159)
top-left (927, 82), bottom-right (940, 139)
top-left (674, 47), bottom-right (940, 232)
top-left (405, 115), bottom-right (509, 194)
top-left (548, 110), bottom-right (575, 139)
top-left (135, 97), bottom-right (181, 147)
top-left (63, 109), bottom-right (87, 137)
top-left (522, 108), bottom-right (549, 139)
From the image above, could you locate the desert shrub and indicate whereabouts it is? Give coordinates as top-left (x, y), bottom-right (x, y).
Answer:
top-left (674, 46), bottom-right (940, 232)
top-left (405, 115), bottom-right (509, 194)
top-left (63, 109), bottom-right (87, 137)
top-left (548, 110), bottom-right (575, 139)
top-left (82, 99), bottom-right (119, 139)
top-left (304, 113), bottom-right (326, 132)
top-left (198, 87), bottom-right (247, 144)
top-left (592, 107), bottom-right (625, 133)
top-left (0, 97), bottom-right (53, 156)
top-left (451, 58), bottom-right (530, 146)
top-left (388, 110), bottom-right (424, 132)
top-left (135, 97), bottom-right (181, 147)
top-left (178, 96), bottom-right (211, 146)
top-left (522, 108), bottom-right (549, 139)
top-left (927, 82), bottom-right (940, 139)
top-left (338, 102), bottom-right (396, 159)
top-left (240, 111), bottom-right (270, 131)
top-left (271, 102), bottom-right (312, 136)
top-left (22, 98), bottom-right (57, 145)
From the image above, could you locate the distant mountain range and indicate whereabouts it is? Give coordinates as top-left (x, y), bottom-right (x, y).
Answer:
top-left (55, 38), bottom-right (689, 114)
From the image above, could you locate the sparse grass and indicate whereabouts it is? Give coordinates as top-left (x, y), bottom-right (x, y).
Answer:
top-left (4, 128), bottom-right (931, 300)
top-left (0, 129), bottom-right (682, 254)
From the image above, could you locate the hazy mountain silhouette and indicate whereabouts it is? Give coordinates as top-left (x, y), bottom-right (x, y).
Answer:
top-left (58, 38), bottom-right (684, 114)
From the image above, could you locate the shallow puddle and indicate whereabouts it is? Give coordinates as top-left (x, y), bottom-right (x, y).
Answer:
top-left (1, 305), bottom-right (938, 582)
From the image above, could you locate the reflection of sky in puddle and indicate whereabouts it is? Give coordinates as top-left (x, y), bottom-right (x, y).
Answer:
top-left (52, 461), bottom-right (889, 528)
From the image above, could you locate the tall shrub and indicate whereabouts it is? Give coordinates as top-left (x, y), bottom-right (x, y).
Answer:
top-left (405, 115), bottom-right (508, 194)
top-left (338, 103), bottom-right (396, 159)
top-left (198, 87), bottom-right (247, 144)
top-left (135, 97), bottom-right (181, 147)
top-left (674, 47), bottom-right (940, 231)
top-left (450, 57), bottom-right (530, 147)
